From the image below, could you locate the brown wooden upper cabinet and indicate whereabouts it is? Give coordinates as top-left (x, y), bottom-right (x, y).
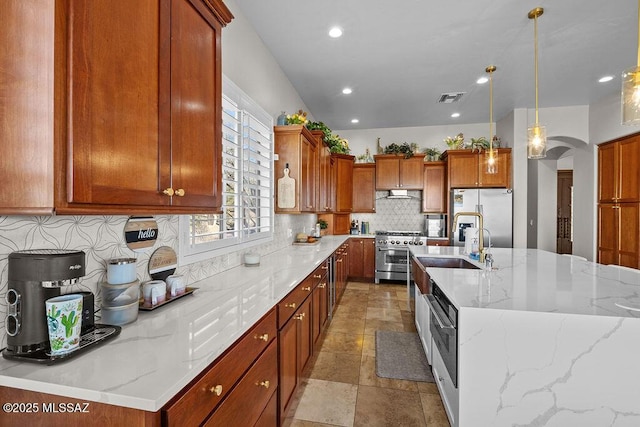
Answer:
top-left (598, 136), bottom-right (640, 203)
top-left (374, 154), bottom-right (424, 190)
top-left (442, 149), bottom-right (511, 189)
top-left (332, 154), bottom-right (355, 213)
top-left (0, 0), bottom-right (233, 215)
top-left (274, 125), bottom-right (318, 213)
top-left (352, 164), bottom-right (376, 213)
top-left (422, 161), bottom-right (447, 213)
top-left (311, 130), bottom-right (332, 213)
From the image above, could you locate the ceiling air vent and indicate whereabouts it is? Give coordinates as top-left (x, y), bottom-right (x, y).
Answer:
top-left (438, 92), bottom-right (465, 103)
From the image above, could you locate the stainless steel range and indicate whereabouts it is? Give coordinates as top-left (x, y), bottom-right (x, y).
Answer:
top-left (375, 231), bottom-right (427, 283)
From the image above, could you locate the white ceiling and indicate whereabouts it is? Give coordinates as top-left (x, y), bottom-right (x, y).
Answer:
top-left (234, 0), bottom-right (636, 131)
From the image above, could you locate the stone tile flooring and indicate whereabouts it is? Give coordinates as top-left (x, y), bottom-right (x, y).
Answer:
top-left (282, 282), bottom-right (450, 427)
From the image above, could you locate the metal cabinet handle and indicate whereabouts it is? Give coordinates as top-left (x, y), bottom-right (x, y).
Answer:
top-left (163, 188), bottom-right (174, 196)
top-left (313, 274), bottom-right (322, 279)
top-left (285, 303), bottom-right (296, 309)
top-left (257, 380), bottom-right (270, 389)
top-left (319, 282), bottom-right (326, 289)
top-left (209, 385), bottom-right (223, 396)
top-left (425, 295), bottom-right (454, 330)
top-left (175, 188), bottom-right (185, 197)
top-left (255, 333), bottom-right (269, 342)
top-left (302, 286), bottom-right (311, 292)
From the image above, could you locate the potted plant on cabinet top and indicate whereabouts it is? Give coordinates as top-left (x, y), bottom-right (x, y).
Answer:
top-left (423, 147), bottom-right (441, 161)
top-left (383, 142), bottom-right (416, 159)
top-left (444, 133), bottom-right (465, 150)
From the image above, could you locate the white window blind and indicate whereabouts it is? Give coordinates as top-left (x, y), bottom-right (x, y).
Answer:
top-left (180, 77), bottom-right (273, 263)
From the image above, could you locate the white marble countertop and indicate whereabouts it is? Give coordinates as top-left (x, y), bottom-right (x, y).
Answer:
top-left (0, 236), bottom-right (349, 412)
top-left (410, 246), bottom-right (640, 318)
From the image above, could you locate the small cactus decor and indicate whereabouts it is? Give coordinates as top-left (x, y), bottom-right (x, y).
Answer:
top-left (45, 295), bottom-right (83, 355)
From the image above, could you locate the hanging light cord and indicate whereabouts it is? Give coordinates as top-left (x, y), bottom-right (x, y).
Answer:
top-left (637, 0), bottom-right (640, 67)
top-left (534, 12), bottom-right (540, 125)
top-left (489, 68), bottom-right (494, 151)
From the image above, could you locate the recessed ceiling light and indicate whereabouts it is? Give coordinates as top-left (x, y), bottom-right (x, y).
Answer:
top-left (328, 27), bottom-right (343, 38)
top-left (351, 118), bottom-right (359, 124)
top-left (342, 87), bottom-right (353, 95)
top-left (599, 75), bottom-right (614, 83)
top-left (477, 77), bottom-right (489, 84)
top-left (451, 113), bottom-right (461, 118)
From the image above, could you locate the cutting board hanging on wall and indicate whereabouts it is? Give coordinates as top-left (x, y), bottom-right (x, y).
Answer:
top-left (277, 165), bottom-right (295, 209)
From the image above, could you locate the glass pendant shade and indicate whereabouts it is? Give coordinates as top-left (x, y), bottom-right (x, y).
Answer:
top-left (622, 65), bottom-right (640, 125)
top-left (527, 124), bottom-right (547, 159)
top-left (485, 148), bottom-right (498, 174)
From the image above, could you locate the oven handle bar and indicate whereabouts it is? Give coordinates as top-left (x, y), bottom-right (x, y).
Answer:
top-left (425, 294), bottom-right (454, 330)
top-left (376, 247), bottom-right (409, 251)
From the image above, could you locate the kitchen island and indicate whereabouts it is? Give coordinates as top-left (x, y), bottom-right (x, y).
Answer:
top-left (0, 236), bottom-right (348, 424)
top-left (410, 246), bottom-right (640, 427)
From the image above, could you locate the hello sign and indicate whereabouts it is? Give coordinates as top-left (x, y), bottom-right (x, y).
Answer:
top-left (124, 217), bottom-right (159, 252)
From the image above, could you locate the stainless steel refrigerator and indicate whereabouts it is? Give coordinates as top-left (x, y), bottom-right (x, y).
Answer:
top-left (450, 188), bottom-right (513, 248)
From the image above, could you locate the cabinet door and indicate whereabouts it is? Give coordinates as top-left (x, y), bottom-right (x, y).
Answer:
top-left (334, 155), bottom-right (354, 213)
top-left (618, 203), bottom-right (640, 268)
top-left (278, 316), bottom-right (297, 417)
top-left (598, 143), bottom-right (617, 203)
top-left (352, 164), bottom-right (376, 213)
top-left (301, 135), bottom-right (317, 212)
top-left (363, 238), bottom-right (376, 279)
top-left (597, 204), bottom-right (618, 265)
top-left (447, 152), bottom-right (479, 188)
top-left (618, 138), bottom-right (640, 202)
top-left (317, 143), bottom-right (331, 213)
top-left (0, 1), bottom-right (54, 214)
top-left (64, 0), bottom-right (167, 207)
top-left (422, 162), bottom-right (446, 213)
top-left (399, 156), bottom-right (424, 189)
top-left (375, 157), bottom-right (400, 189)
top-left (478, 150), bottom-right (511, 188)
top-left (349, 238), bottom-right (364, 278)
top-left (169, 0), bottom-right (222, 209)
top-left (298, 297), bottom-right (313, 375)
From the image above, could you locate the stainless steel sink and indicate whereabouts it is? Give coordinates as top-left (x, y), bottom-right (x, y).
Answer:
top-left (416, 256), bottom-right (481, 269)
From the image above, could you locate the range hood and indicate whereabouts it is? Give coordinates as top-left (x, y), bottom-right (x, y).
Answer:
top-left (386, 190), bottom-right (412, 199)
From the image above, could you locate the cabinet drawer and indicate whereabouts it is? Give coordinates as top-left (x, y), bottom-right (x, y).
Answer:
top-left (164, 309), bottom-right (277, 427)
top-left (278, 280), bottom-right (313, 328)
top-left (255, 390), bottom-right (278, 427)
top-left (204, 340), bottom-right (278, 427)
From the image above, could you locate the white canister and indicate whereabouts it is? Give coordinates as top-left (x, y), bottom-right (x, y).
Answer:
top-left (142, 280), bottom-right (167, 307)
top-left (464, 227), bottom-right (478, 254)
top-left (165, 274), bottom-right (187, 297)
top-left (107, 258), bottom-right (137, 284)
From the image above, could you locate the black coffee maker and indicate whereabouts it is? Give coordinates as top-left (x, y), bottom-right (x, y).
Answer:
top-left (4, 250), bottom-right (86, 355)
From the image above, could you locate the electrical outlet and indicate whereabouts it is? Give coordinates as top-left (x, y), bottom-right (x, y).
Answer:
top-left (287, 228), bottom-right (292, 238)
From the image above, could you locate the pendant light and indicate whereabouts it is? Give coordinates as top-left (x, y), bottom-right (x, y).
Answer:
top-left (486, 65), bottom-right (498, 174)
top-left (527, 7), bottom-right (547, 159)
top-left (622, 0), bottom-right (640, 125)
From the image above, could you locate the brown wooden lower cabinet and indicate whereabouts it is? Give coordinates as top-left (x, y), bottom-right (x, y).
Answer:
top-left (0, 386), bottom-right (161, 426)
top-left (598, 202), bottom-right (640, 268)
top-left (348, 238), bottom-right (375, 280)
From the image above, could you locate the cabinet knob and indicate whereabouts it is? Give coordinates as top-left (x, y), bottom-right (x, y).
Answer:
top-left (285, 302), bottom-right (296, 309)
top-left (255, 333), bottom-right (269, 342)
top-left (257, 380), bottom-right (270, 389)
top-left (163, 188), bottom-right (174, 196)
top-left (337, 259), bottom-right (343, 263)
top-left (302, 286), bottom-right (311, 292)
top-left (175, 188), bottom-right (185, 197)
top-left (295, 313), bottom-right (305, 321)
top-left (313, 274), bottom-right (322, 279)
top-left (319, 282), bottom-right (326, 289)
top-left (209, 384), bottom-right (223, 396)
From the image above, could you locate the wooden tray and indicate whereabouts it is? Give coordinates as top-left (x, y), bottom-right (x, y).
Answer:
top-left (139, 287), bottom-right (198, 311)
top-left (292, 240), bottom-right (320, 246)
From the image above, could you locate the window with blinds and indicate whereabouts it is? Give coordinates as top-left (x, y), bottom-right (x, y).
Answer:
top-left (180, 77), bottom-right (273, 263)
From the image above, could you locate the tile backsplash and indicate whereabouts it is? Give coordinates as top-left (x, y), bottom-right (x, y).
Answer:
top-left (0, 213), bottom-right (315, 347)
top-left (351, 191), bottom-right (425, 232)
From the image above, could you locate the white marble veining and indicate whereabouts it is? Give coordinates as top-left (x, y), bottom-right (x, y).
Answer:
top-left (411, 247), bottom-right (640, 318)
top-left (411, 247), bottom-right (640, 426)
top-left (0, 236), bottom-right (348, 412)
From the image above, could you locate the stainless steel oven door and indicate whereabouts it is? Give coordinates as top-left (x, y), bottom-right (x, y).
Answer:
top-left (426, 294), bottom-right (457, 387)
top-left (375, 247), bottom-right (409, 272)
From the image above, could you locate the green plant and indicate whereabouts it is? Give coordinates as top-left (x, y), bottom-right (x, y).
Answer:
top-left (470, 137), bottom-right (490, 151)
top-left (325, 134), bottom-right (350, 154)
top-left (383, 142), bottom-right (414, 159)
top-left (444, 133), bottom-right (464, 149)
top-left (318, 219), bottom-right (328, 229)
top-left (286, 110), bottom-right (308, 125)
top-left (306, 121), bottom-right (331, 137)
top-left (423, 147), bottom-right (441, 157)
